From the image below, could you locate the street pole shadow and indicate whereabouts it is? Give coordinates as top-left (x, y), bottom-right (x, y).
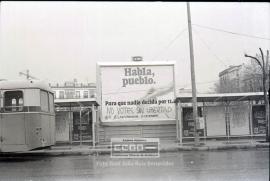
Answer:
top-left (0, 156), bottom-right (48, 162)
top-left (0, 151), bottom-right (51, 162)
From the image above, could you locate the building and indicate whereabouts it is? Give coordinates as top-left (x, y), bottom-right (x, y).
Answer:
top-left (242, 74), bottom-right (263, 92)
top-left (241, 60), bottom-right (263, 92)
top-left (53, 98), bottom-right (98, 145)
top-left (218, 63), bottom-right (263, 93)
top-left (50, 79), bottom-right (98, 144)
top-left (218, 65), bottom-right (243, 93)
top-left (176, 92), bottom-right (266, 142)
top-left (50, 79), bottom-right (96, 99)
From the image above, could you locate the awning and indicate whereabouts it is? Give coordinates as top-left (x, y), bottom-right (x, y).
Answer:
top-left (54, 98), bottom-right (99, 107)
top-left (176, 92), bottom-right (264, 103)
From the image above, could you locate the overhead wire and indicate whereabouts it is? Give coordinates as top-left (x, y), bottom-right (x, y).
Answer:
top-left (192, 23), bottom-right (270, 41)
top-left (152, 28), bottom-right (187, 61)
top-left (192, 28), bottom-right (228, 68)
top-left (177, 80), bottom-right (219, 88)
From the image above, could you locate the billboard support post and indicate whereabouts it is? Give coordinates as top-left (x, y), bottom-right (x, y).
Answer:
top-left (176, 102), bottom-right (179, 141)
top-left (92, 104), bottom-right (96, 147)
top-left (178, 101), bottom-right (183, 144)
top-left (79, 106), bottom-right (82, 147)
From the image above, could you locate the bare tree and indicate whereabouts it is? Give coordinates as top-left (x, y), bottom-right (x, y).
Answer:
top-left (241, 58), bottom-right (263, 92)
top-left (212, 82), bottom-right (221, 93)
top-left (245, 48), bottom-right (269, 142)
top-left (214, 59), bottom-right (264, 94)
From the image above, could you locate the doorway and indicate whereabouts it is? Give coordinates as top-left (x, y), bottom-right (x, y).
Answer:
top-left (72, 108), bottom-right (92, 143)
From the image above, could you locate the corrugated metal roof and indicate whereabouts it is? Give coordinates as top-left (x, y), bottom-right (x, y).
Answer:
top-left (54, 98), bottom-right (99, 107)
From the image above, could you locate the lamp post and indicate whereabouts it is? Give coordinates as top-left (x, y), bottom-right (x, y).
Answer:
top-left (245, 48), bottom-right (270, 142)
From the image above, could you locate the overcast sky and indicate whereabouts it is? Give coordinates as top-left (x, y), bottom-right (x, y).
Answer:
top-left (0, 2), bottom-right (269, 92)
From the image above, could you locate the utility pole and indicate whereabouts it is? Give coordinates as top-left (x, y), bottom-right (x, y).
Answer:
top-left (245, 48), bottom-right (270, 142)
top-left (265, 50), bottom-right (270, 142)
top-left (19, 69), bottom-right (38, 80)
top-left (26, 69), bottom-right (29, 79)
top-left (187, 2), bottom-right (199, 146)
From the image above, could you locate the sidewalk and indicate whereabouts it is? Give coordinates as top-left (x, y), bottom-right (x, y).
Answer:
top-left (162, 139), bottom-right (269, 152)
top-left (1, 139), bottom-right (269, 157)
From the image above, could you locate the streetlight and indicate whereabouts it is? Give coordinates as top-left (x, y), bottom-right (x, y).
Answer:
top-left (245, 48), bottom-right (270, 142)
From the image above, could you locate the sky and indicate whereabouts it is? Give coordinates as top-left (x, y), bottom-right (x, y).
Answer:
top-left (0, 2), bottom-right (269, 93)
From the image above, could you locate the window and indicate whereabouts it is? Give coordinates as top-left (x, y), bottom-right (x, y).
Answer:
top-left (65, 89), bottom-right (75, 99)
top-left (53, 91), bottom-right (56, 99)
top-left (4, 91), bottom-right (24, 112)
top-left (83, 91), bottom-right (88, 98)
top-left (59, 91), bottom-right (64, 99)
top-left (90, 90), bottom-right (95, 98)
top-left (49, 93), bottom-right (54, 113)
top-left (76, 91), bottom-right (80, 98)
top-left (41, 90), bottom-right (49, 112)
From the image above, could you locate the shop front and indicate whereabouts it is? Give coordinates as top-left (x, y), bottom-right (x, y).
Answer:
top-left (54, 98), bottom-right (98, 146)
top-left (252, 105), bottom-right (267, 135)
top-left (72, 108), bottom-right (92, 142)
top-left (176, 92), bottom-right (266, 142)
top-left (181, 107), bottom-right (205, 137)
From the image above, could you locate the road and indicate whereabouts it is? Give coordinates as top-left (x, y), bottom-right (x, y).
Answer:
top-left (0, 149), bottom-right (268, 181)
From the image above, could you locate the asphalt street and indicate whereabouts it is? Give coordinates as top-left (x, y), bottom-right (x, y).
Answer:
top-left (0, 149), bottom-right (268, 181)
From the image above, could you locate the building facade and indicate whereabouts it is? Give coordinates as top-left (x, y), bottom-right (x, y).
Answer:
top-left (219, 65), bottom-right (243, 93)
top-left (50, 79), bottom-right (97, 144)
top-left (218, 63), bottom-right (263, 93)
top-left (242, 73), bottom-right (263, 92)
top-left (50, 79), bottom-right (96, 99)
top-left (177, 93), bottom-right (266, 142)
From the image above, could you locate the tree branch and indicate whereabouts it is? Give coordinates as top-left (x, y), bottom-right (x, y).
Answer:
top-left (260, 48), bottom-right (265, 65)
top-left (244, 54), bottom-right (263, 70)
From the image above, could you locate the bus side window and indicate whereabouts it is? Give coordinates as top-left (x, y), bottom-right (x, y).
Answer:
top-left (49, 93), bottom-right (54, 113)
top-left (41, 90), bottom-right (49, 112)
top-left (4, 91), bottom-right (24, 112)
top-left (0, 92), bottom-right (2, 111)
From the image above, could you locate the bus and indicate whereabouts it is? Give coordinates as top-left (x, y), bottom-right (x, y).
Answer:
top-left (0, 80), bottom-right (55, 152)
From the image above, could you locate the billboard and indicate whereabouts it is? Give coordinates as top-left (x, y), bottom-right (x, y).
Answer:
top-left (97, 62), bottom-right (176, 122)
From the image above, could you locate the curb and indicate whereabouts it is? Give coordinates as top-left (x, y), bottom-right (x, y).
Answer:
top-left (1, 144), bottom-right (268, 157)
top-left (177, 144), bottom-right (269, 151)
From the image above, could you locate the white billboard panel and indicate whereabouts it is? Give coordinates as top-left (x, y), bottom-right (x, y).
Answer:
top-left (229, 103), bottom-right (250, 135)
top-left (98, 62), bottom-right (176, 122)
top-left (205, 106), bottom-right (226, 136)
